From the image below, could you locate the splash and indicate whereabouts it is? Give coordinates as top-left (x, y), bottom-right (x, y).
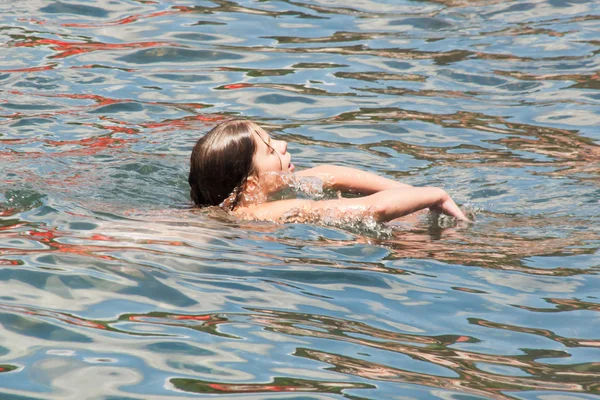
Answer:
top-left (279, 173), bottom-right (326, 199)
top-left (235, 172), bottom-right (476, 237)
top-left (232, 172), bottom-right (327, 206)
top-left (283, 203), bottom-right (393, 238)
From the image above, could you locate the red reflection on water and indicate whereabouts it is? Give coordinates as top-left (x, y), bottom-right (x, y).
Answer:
top-left (15, 229), bottom-right (118, 261)
top-left (29, 230), bottom-right (59, 240)
top-left (4, 89), bottom-right (124, 110)
top-left (0, 64), bottom-right (57, 73)
top-left (222, 83), bottom-right (253, 90)
top-left (2, 91), bottom-right (216, 131)
top-left (53, 93), bottom-right (121, 107)
top-left (127, 313), bottom-right (226, 329)
top-left (50, 311), bottom-right (108, 330)
top-left (16, 17), bottom-right (48, 25)
top-left (207, 383), bottom-right (299, 393)
top-left (170, 315), bottom-right (211, 321)
top-left (90, 234), bottom-right (113, 241)
top-left (0, 304), bottom-right (107, 330)
top-left (142, 114), bottom-right (225, 131)
top-left (44, 242), bottom-right (115, 260)
top-left (0, 208), bottom-right (16, 217)
top-left (14, 38), bottom-right (172, 59)
top-left (0, 221), bottom-right (27, 231)
top-left (103, 125), bottom-right (138, 135)
top-left (45, 136), bottom-right (130, 154)
top-left (71, 64), bottom-right (136, 72)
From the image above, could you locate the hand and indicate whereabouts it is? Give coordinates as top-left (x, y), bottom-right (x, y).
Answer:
top-left (429, 195), bottom-right (470, 222)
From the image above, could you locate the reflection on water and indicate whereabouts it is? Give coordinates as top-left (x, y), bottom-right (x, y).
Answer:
top-left (1, 0), bottom-right (599, 398)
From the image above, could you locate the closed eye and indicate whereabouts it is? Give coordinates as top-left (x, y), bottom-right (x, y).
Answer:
top-left (266, 137), bottom-right (275, 154)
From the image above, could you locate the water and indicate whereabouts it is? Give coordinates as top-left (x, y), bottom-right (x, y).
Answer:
top-left (1, 0), bottom-right (599, 398)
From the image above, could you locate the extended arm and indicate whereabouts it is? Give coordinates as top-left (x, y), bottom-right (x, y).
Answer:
top-left (297, 165), bottom-right (412, 195)
top-left (240, 186), bottom-right (468, 223)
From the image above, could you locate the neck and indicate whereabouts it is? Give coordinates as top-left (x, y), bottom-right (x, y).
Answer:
top-left (233, 172), bottom-right (291, 210)
top-left (237, 187), bottom-right (268, 208)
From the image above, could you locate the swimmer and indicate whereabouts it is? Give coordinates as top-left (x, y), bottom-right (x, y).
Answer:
top-left (188, 120), bottom-right (469, 223)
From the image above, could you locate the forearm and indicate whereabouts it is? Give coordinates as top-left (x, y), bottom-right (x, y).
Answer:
top-left (308, 187), bottom-right (467, 222)
top-left (365, 187), bottom-right (467, 222)
top-left (297, 165), bottom-right (411, 194)
top-left (242, 187), bottom-right (468, 223)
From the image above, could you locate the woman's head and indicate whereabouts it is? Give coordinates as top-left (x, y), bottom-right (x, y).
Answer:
top-left (189, 120), bottom-right (294, 209)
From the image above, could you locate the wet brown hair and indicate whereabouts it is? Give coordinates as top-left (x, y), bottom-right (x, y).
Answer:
top-left (189, 120), bottom-right (261, 210)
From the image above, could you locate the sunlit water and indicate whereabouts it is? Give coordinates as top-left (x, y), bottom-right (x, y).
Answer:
top-left (1, 0), bottom-right (599, 398)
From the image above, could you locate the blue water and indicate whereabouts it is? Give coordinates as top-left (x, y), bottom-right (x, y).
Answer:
top-left (1, 0), bottom-right (599, 398)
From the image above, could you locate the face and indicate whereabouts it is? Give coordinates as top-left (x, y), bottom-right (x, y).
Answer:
top-left (250, 127), bottom-right (294, 195)
top-left (252, 127), bottom-right (294, 175)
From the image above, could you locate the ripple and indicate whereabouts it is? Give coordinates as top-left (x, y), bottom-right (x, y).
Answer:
top-left (40, 2), bottom-right (109, 18)
top-left (1, 0), bottom-right (599, 398)
top-left (390, 17), bottom-right (455, 30)
top-left (118, 47), bottom-right (245, 64)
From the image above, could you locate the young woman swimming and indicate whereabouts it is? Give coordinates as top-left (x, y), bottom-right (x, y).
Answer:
top-left (189, 120), bottom-right (469, 223)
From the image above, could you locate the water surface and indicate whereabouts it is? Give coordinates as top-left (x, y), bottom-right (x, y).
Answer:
top-left (1, 0), bottom-right (599, 398)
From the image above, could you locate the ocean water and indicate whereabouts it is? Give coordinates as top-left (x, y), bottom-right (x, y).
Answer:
top-left (0, 0), bottom-right (599, 398)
